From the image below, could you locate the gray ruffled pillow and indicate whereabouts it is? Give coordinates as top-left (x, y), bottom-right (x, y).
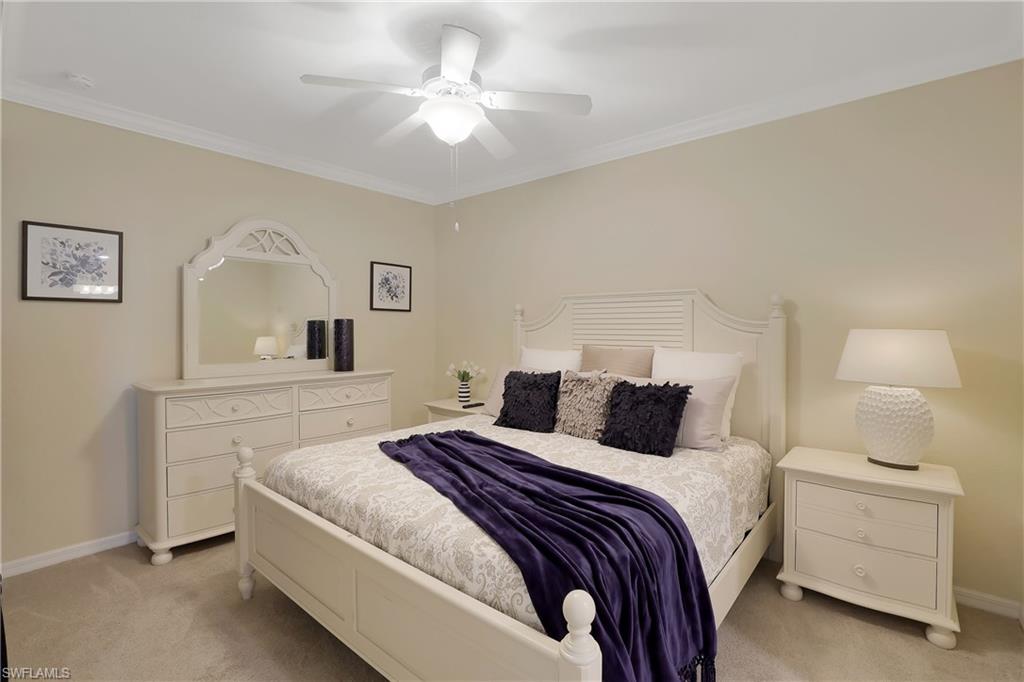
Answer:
top-left (555, 370), bottom-right (621, 440)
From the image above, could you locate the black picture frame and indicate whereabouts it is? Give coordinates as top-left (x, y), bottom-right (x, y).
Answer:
top-left (21, 221), bottom-right (124, 303)
top-left (369, 261), bottom-right (412, 312)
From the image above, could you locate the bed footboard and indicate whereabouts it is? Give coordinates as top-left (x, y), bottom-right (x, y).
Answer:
top-left (234, 447), bottom-right (601, 681)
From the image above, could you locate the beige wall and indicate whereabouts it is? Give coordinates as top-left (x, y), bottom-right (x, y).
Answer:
top-left (434, 62), bottom-right (1024, 601)
top-left (1, 102), bottom-right (437, 562)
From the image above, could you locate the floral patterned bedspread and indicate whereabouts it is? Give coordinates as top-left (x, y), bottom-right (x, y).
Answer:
top-left (263, 415), bottom-right (771, 631)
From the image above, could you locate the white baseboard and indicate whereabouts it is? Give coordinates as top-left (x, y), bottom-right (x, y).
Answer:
top-left (2, 531), bottom-right (137, 578)
top-left (954, 585), bottom-right (1022, 620)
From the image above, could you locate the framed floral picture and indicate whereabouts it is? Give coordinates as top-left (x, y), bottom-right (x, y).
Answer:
top-left (370, 261), bottom-right (411, 312)
top-left (22, 221), bottom-right (123, 302)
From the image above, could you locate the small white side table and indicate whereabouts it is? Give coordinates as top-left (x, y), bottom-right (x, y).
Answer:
top-left (424, 397), bottom-right (487, 423)
top-left (776, 447), bottom-right (964, 649)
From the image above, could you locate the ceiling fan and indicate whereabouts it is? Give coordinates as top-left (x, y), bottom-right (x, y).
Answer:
top-left (300, 24), bottom-right (593, 159)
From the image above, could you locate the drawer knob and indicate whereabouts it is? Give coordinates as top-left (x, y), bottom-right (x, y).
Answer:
top-left (231, 404), bottom-right (240, 413)
top-left (855, 501), bottom-right (867, 511)
top-left (347, 417), bottom-right (355, 427)
top-left (856, 528), bottom-right (866, 539)
top-left (232, 435), bottom-right (243, 445)
top-left (853, 564), bottom-right (867, 578)
top-left (345, 391), bottom-right (353, 399)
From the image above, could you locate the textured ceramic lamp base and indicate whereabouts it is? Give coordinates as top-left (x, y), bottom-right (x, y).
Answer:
top-left (856, 385), bottom-right (934, 470)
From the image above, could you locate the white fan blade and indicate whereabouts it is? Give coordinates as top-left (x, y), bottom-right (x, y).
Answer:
top-left (472, 118), bottom-right (515, 159)
top-left (376, 113), bottom-right (425, 147)
top-left (300, 74), bottom-right (423, 97)
top-left (440, 24), bottom-right (480, 84)
top-left (481, 90), bottom-right (592, 116)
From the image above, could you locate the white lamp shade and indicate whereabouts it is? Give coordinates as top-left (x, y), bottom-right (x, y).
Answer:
top-left (253, 336), bottom-right (278, 357)
top-left (418, 96), bottom-right (484, 146)
top-left (836, 329), bottom-right (961, 388)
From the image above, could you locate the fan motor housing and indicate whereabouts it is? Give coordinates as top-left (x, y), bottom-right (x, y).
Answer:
top-left (421, 65), bottom-right (483, 99)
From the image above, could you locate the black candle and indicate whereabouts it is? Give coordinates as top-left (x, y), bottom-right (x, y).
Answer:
top-left (333, 318), bottom-right (354, 372)
top-left (306, 319), bottom-right (326, 360)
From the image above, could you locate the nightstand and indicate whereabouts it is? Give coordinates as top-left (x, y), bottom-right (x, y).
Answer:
top-left (424, 398), bottom-right (487, 423)
top-left (776, 447), bottom-right (964, 649)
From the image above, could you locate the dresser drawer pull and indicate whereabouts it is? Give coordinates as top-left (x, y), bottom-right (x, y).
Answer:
top-left (231, 404), bottom-right (240, 413)
top-left (855, 501), bottom-right (867, 511)
top-left (347, 417), bottom-right (356, 427)
top-left (856, 528), bottom-right (866, 539)
top-left (232, 435), bottom-right (243, 445)
top-left (853, 564), bottom-right (867, 578)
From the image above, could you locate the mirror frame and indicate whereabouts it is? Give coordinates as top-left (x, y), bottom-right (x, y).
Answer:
top-left (183, 217), bottom-right (337, 379)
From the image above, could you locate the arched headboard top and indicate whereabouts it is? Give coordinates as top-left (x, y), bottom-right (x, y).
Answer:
top-left (513, 289), bottom-right (787, 459)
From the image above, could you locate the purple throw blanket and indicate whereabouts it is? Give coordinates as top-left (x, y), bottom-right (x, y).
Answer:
top-left (378, 429), bottom-right (716, 682)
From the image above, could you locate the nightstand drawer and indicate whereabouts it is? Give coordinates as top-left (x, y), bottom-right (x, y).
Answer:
top-left (797, 481), bottom-right (937, 528)
top-left (795, 529), bottom-right (937, 609)
top-left (796, 505), bottom-right (937, 557)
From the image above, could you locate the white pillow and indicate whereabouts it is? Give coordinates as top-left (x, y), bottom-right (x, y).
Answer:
top-left (651, 348), bottom-right (743, 437)
top-left (675, 376), bottom-right (737, 450)
top-left (519, 347), bottom-right (583, 372)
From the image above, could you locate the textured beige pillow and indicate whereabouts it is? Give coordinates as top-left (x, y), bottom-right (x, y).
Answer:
top-left (581, 345), bottom-right (654, 378)
top-left (555, 370), bottom-right (622, 440)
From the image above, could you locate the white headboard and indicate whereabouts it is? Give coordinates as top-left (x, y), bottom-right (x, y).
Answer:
top-left (513, 289), bottom-right (787, 460)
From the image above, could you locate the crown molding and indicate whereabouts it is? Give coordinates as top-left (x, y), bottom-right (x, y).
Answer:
top-left (3, 39), bottom-right (1020, 207)
top-left (437, 41), bottom-right (1023, 204)
top-left (1, 78), bottom-right (437, 205)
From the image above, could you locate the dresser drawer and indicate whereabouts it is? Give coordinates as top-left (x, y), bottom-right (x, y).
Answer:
top-left (166, 444), bottom-right (292, 497)
top-left (167, 487), bottom-right (234, 537)
top-left (797, 481), bottom-right (937, 529)
top-left (166, 416), bottom-right (292, 464)
top-left (299, 403), bottom-right (390, 441)
top-left (298, 379), bottom-right (389, 412)
top-left (796, 505), bottom-right (937, 557)
top-left (795, 529), bottom-right (937, 609)
top-left (166, 388), bottom-right (292, 428)
top-left (299, 426), bottom-right (389, 449)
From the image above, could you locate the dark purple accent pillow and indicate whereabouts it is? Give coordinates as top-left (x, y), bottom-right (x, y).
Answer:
top-left (599, 381), bottom-right (692, 456)
top-left (494, 371), bottom-right (562, 433)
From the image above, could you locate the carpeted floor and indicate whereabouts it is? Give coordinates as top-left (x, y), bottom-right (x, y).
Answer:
top-left (4, 536), bottom-right (1022, 681)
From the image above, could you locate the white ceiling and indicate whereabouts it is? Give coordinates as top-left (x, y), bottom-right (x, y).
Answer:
top-left (3, 2), bottom-right (1021, 204)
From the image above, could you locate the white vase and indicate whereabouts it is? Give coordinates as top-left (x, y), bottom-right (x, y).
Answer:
top-left (457, 381), bottom-right (471, 403)
top-left (856, 385), bottom-right (934, 470)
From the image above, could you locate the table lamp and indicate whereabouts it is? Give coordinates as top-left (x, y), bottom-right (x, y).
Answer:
top-left (253, 336), bottom-right (278, 360)
top-left (835, 329), bottom-right (960, 470)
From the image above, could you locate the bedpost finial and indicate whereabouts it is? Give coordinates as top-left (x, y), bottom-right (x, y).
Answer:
top-left (513, 303), bottom-right (524, 321)
top-left (770, 293), bottom-right (785, 318)
top-left (563, 589), bottom-right (596, 633)
top-left (560, 590), bottom-right (600, 668)
top-left (235, 446), bottom-right (256, 479)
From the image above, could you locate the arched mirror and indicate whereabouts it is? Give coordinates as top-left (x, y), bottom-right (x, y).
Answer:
top-left (182, 218), bottom-right (336, 379)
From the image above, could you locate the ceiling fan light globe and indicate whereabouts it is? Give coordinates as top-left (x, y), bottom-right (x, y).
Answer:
top-left (418, 96), bottom-right (483, 146)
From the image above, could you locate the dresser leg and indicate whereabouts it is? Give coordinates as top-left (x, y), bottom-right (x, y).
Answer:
top-left (779, 581), bottom-right (804, 601)
top-left (150, 549), bottom-right (173, 566)
top-left (925, 625), bottom-right (956, 649)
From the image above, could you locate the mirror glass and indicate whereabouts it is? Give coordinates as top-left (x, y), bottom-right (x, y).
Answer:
top-left (198, 258), bottom-right (329, 365)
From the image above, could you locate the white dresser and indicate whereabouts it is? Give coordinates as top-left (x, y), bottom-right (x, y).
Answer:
top-left (135, 369), bottom-right (392, 565)
top-left (776, 447), bottom-right (964, 648)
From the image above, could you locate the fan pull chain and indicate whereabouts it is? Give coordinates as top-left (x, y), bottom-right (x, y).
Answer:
top-left (449, 144), bottom-right (460, 232)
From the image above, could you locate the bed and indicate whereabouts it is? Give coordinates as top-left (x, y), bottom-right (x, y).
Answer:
top-left (233, 289), bottom-right (787, 681)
